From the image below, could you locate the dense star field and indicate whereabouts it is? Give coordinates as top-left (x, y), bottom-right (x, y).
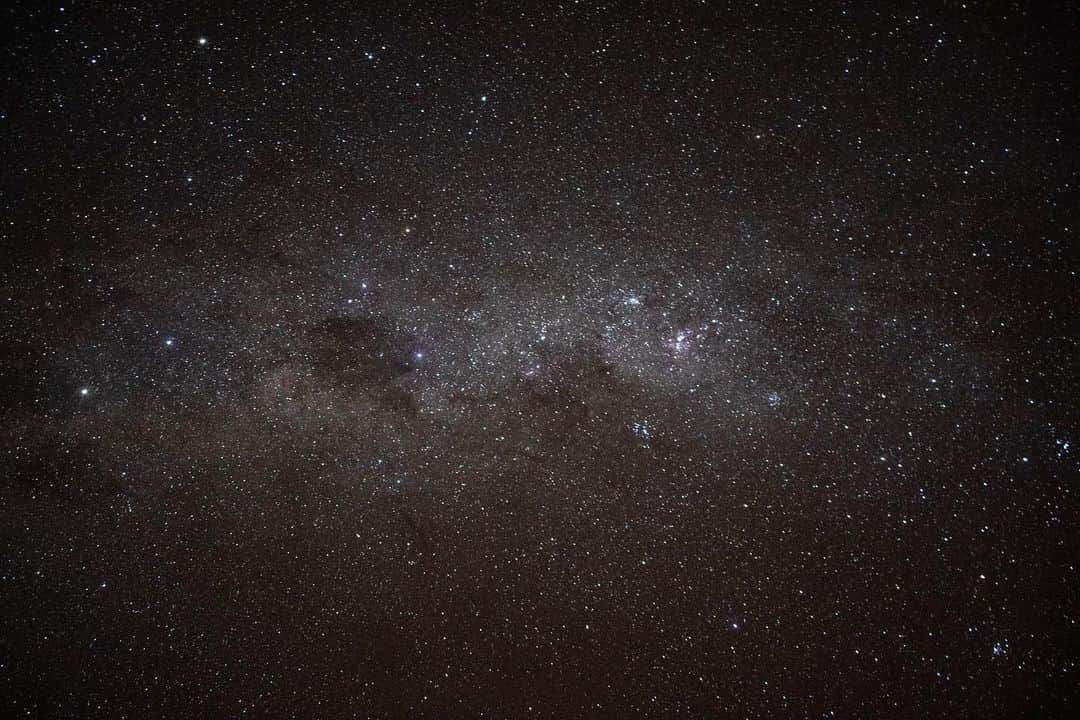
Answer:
top-left (1, 1), bottom-right (1077, 717)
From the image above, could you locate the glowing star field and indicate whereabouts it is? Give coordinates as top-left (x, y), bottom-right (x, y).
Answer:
top-left (1, 2), bottom-right (1077, 718)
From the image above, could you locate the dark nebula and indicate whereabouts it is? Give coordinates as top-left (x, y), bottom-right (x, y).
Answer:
top-left (1, 2), bottom-right (1077, 718)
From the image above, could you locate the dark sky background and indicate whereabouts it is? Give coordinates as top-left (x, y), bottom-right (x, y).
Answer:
top-left (1, 1), bottom-right (1077, 717)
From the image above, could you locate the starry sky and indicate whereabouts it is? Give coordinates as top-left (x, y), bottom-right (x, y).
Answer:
top-left (1, 1), bottom-right (1078, 717)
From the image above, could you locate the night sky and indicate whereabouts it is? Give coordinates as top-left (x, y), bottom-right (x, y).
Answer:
top-left (2, 1), bottom-right (1078, 717)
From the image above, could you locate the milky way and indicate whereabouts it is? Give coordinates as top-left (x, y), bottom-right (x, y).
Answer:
top-left (1, 2), bottom-right (1077, 717)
